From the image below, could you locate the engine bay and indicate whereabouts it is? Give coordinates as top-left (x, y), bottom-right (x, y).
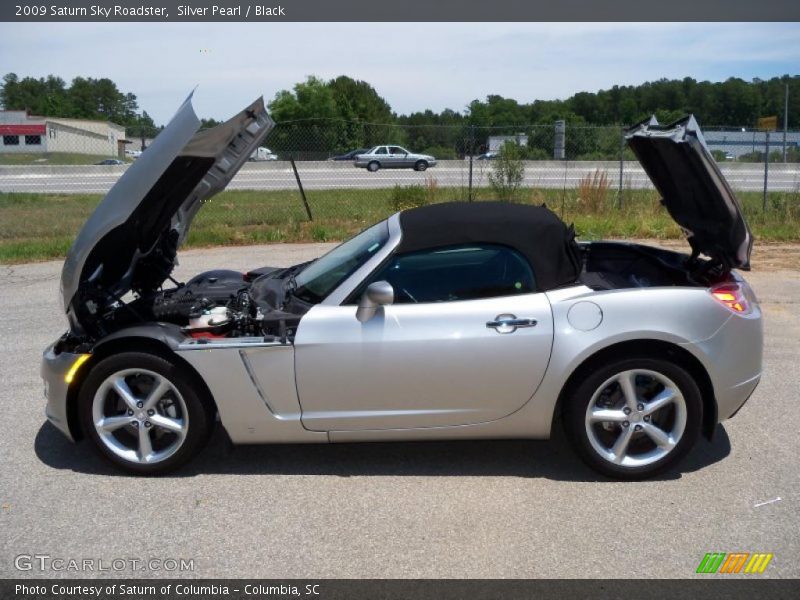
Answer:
top-left (143, 267), bottom-right (311, 342)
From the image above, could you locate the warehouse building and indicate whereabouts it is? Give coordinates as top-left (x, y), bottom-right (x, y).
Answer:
top-left (0, 110), bottom-right (128, 157)
top-left (703, 129), bottom-right (800, 159)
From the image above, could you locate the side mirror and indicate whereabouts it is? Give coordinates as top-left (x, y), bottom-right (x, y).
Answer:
top-left (356, 281), bottom-right (394, 323)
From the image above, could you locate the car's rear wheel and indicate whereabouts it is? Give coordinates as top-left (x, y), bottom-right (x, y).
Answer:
top-left (367, 161), bottom-right (380, 172)
top-left (78, 351), bottom-right (215, 475)
top-left (414, 160), bottom-right (428, 171)
top-left (564, 357), bottom-right (702, 480)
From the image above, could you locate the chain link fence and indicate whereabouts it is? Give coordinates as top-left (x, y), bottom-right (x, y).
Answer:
top-left (2, 120), bottom-right (799, 249)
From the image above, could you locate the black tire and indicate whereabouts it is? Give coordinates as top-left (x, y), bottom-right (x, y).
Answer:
top-left (78, 351), bottom-right (215, 475)
top-left (563, 356), bottom-right (702, 480)
top-left (367, 161), bottom-right (380, 172)
top-left (414, 160), bottom-right (428, 171)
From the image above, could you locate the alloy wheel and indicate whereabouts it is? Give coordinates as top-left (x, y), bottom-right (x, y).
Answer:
top-left (91, 368), bottom-right (189, 465)
top-left (584, 369), bottom-right (687, 468)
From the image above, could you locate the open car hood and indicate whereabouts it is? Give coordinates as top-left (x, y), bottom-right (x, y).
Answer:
top-left (61, 93), bottom-right (274, 334)
top-left (626, 115), bottom-right (752, 271)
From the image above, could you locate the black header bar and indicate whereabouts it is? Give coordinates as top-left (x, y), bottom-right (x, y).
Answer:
top-left (3, 0), bottom-right (800, 22)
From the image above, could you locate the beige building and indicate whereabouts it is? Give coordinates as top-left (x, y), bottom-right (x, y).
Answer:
top-left (0, 110), bottom-right (128, 157)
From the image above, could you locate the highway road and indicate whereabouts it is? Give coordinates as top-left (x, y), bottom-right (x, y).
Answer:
top-left (1, 160), bottom-right (798, 194)
top-left (1, 242), bottom-right (798, 579)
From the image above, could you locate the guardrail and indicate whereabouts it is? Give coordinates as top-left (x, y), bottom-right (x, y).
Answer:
top-left (1, 160), bottom-right (798, 195)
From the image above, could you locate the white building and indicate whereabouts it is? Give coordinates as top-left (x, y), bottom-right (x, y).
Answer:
top-left (487, 134), bottom-right (529, 153)
top-left (0, 110), bottom-right (128, 157)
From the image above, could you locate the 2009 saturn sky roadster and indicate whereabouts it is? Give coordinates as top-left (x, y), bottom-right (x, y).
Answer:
top-left (41, 94), bottom-right (762, 478)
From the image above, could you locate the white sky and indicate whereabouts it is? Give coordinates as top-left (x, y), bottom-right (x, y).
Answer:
top-left (1, 22), bottom-right (798, 123)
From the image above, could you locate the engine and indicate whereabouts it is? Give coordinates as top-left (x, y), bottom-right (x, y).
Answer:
top-left (146, 268), bottom-right (304, 341)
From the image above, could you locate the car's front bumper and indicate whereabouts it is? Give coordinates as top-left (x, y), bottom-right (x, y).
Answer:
top-left (41, 342), bottom-right (86, 442)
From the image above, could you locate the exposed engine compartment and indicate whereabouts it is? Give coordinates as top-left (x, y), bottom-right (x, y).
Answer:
top-left (579, 241), bottom-right (731, 291)
top-left (142, 267), bottom-right (310, 342)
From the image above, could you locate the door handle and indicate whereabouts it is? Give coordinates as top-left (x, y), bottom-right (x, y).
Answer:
top-left (486, 314), bottom-right (537, 334)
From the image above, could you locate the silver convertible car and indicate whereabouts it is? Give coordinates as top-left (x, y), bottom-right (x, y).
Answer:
top-left (41, 96), bottom-right (762, 479)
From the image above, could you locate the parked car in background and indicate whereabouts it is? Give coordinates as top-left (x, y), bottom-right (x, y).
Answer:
top-left (476, 152), bottom-right (498, 160)
top-left (330, 148), bottom-right (370, 161)
top-left (125, 150), bottom-right (142, 159)
top-left (725, 152), bottom-right (735, 161)
top-left (354, 145), bottom-right (437, 172)
top-left (249, 146), bottom-right (278, 161)
top-left (94, 159), bottom-right (125, 165)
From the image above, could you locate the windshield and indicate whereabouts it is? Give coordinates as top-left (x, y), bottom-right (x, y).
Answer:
top-left (292, 221), bottom-right (390, 303)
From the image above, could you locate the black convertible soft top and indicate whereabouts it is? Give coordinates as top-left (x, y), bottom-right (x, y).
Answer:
top-left (397, 201), bottom-right (582, 291)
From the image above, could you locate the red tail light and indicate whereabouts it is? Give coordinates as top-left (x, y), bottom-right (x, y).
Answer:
top-left (710, 283), bottom-right (750, 314)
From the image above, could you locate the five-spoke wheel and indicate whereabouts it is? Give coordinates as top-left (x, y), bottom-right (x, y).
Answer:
top-left (92, 368), bottom-right (189, 465)
top-left (565, 357), bottom-right (702, 479)
top-left (79, 351), bottom-right (215, 475)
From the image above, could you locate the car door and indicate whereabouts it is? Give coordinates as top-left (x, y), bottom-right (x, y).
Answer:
top-left (372, 145), bottom-right (388, 165)
top-left (294, 243), bottom-right (554, 432)
top-left (388, 145), bottom-right (410, 168)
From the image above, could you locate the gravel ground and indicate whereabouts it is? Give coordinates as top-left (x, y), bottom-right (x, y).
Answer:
top-left (0, 241), bottom-right (797, 579)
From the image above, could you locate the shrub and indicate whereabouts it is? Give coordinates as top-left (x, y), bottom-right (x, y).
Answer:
top-left (422, 145), bottom-right (457, 159)
top-left (488, 141), bottom-right (525, 201)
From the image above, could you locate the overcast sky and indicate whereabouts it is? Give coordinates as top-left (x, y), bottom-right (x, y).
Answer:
top-left (1, 22), bottom-right (798, 124)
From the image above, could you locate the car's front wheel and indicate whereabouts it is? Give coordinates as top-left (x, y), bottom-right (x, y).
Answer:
top-left (367, 161), bottom-right (380, 172)
top-left (414, 160), bottom-right (428, 171)
top-left (78, 351), bottom-right (215, 475)
top-left (564, 357), bottom-right (702, 480)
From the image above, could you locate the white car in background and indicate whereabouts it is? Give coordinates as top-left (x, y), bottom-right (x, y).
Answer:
top-left (249, 146), bottom-right (278, 161)
top-left (354, 145), bottom-right (437, 172)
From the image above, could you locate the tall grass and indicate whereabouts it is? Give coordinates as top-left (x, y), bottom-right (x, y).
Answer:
top-left (1, 186), bottom-right (798, 263)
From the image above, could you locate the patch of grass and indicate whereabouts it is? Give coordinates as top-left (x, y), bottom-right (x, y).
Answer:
top-left (0, 152), bottom-right (130, 165)
top-left (1, 186), bottom-right (798, 263)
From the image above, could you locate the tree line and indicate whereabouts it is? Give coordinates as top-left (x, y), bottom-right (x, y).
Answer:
top-left (2, 72), bottom-right (797, 159)
top-left (0, 73), bottom-right (158, 138)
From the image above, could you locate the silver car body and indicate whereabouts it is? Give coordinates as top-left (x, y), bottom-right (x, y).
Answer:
top-left (42, 103), bottom-right (761, 455)
top-left (354, 145), bottom-right (437, 169)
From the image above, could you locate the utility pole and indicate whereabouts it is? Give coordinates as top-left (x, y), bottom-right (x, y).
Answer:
top-left (783, 83), bottom-right (789, 163)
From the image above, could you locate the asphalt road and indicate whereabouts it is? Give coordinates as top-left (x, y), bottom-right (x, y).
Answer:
top-left (1, 242), bottom-right (798, 579)
top-left (1, 160), bottom-right (799, 194)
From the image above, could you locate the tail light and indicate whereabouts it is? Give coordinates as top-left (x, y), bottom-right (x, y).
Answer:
top-left (710, 282), bottom-right (750, 314)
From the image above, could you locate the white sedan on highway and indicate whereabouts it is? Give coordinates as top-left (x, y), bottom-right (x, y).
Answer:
top-left (354, 145), bottom-right (437, 172)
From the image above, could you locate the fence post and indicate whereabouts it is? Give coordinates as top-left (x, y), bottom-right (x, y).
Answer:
top-left (468, 125), bottom-right (474, 202)
top-left (554, 120), bottom-right (565, 160)
top-left (618, 126), bottom-right (625, 210)
top-left (290, 158), bottom-right (313, 221)
top-left (762, 131), bottom-right (770, 213)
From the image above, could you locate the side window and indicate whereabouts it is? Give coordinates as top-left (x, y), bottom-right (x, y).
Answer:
top-left (389, 146), bottom-right (406, 155)
top-left (359, 244), bottom-right (536, 304)
top-left (375, 146), bottom-right (388, 155)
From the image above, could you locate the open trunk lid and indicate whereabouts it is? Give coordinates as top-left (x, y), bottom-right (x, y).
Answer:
top-left (626, 115), bottom-right (753, 271)
top-left (61, 93), bottom-right (274, 335)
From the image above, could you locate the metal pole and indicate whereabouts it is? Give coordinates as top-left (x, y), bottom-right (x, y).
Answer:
top-left (290, 158), bottom-right (313, 221)
top-left (763, 132), bottom-right (770, 213)
top-left (468, 125), bottom-right (474, 202)
top-left (783, 83), bottom-right (789, 163)
top-left (618, 127), bottom-right (625, 210)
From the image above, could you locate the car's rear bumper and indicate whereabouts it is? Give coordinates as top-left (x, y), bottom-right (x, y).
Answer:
top-left (41, 342), bottom-right (84, 442)
top-left (685, 302), bottom-right (763, 422)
